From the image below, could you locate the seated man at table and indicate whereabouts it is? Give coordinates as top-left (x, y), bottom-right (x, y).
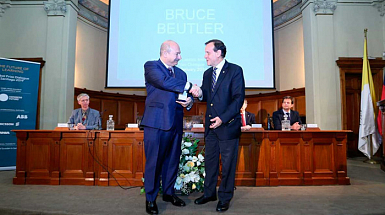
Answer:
top-left (240, 99), bottom-right (256, 131)
top-left (68, 93), bottom-right (101, 130)
top-left (273, 96), bottom-right (302, 130)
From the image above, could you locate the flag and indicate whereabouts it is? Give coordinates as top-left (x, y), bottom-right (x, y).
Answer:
top-left (377, 79), bottom-right (385, 136)
top-left (358, 32), bottom-right (380, 158)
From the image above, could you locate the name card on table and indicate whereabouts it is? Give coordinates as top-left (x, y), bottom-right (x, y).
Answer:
top-left (306, 124), bottom-right (320, 131)
top-left (252, 124), bottom-right (262, 128)
top-left (55, 123), bottom-right (70, 131)
top-left (125, 124), bottom-right (139, 131)
top-left (191, 124), bottom-right (204, 132)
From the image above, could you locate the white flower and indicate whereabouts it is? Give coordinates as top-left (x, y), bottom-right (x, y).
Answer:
top-left (197, 161), bottom-right (201, 166)
top-left (176, 177), bottom-right (182, 184)
top-left (183, 165), bottom-right (190, 172)
top-left (184, 141), bottom-right (192, 147)
top-left (185, 156), bottom-right (192, 161)
top-left (182, 149), bottom-right (190, 154)
top-left (184, 174), bottom-right (191, 182)
top-left (192, 156), bottom-right (198, 162)
top-left (203, 171), bottom-right (206, 177)
top-left (198, 154), bottom-right (204, 162)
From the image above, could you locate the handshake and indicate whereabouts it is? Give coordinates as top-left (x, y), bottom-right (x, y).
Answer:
top-left (189, 84), bottom-right (202, 98)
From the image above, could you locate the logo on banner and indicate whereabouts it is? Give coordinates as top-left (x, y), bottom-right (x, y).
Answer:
top-left (0, 94), bottom-right (9, 102)
top-left (16, 115), bottom-right (28, 119)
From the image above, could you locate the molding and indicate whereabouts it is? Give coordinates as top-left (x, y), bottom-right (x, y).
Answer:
top-left (78, 3), bottom-right (108, 29)
top-left (274, 2), bottom-right (302, 27)
top-left (313, 0), bottom-right (337, 15)
top-left (374, 0), bottom-right (385, 17)
top-left (0, 0), bottom-right (11, 18)
top-left (44, 0), bottom-right (67, 16)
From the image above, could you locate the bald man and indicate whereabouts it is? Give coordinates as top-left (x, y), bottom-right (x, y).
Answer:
top-left (140, 40), bottom-right (194, 214)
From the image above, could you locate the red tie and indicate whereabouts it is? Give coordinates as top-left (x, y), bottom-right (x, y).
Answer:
top-left (241, 112), bottom-right (246, 126)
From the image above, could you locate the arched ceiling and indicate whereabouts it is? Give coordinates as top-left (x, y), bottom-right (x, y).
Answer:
top-left (79, 0), bottom-right (302, 28)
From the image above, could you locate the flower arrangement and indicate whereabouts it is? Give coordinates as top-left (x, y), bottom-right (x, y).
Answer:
top-left (174, 135), bottom-right (205, 195)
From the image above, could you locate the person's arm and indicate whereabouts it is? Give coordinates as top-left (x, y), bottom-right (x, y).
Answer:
top-left (85, 110), bottom-right (101, 130)
top-left (144, 61), bottom-right (189, 93)
top-left (67, 110), bottom-right (76, 124)
top-left (272, 111), bottom-right (282, 130)
top-left (217, 67), bottom-right (245, 124)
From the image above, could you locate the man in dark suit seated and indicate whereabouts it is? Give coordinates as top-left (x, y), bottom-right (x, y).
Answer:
top-left (240, 99), bottom-right (256, 131)
top-left (68, 93), bottom-right (101, 130)
top-left (273, 96), bottom-right (302, 130)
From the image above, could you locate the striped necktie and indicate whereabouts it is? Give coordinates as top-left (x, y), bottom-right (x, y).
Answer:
top-left (211, 67), bottom-right (218, 92)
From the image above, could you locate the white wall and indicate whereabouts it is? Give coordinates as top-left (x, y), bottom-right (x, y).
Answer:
top-left (0, 1), bottom-right (78, 129)
top-left (75, 17), bottom-right (147, 96)
top-left (274, 16), bottom-right (305, 91)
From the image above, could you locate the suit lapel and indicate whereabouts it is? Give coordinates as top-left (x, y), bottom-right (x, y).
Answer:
top-left (210, 60), bottom-right (229, 101)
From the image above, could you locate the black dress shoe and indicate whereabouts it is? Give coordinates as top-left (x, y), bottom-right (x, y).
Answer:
top-left (163, 194), bottom-right (186, 207)
top-left (146, 201), bottom-right (158, 214)
top-left (194, 195), bottom-right (217, 205)
top-left (216, 201), bottom-right (229, 212)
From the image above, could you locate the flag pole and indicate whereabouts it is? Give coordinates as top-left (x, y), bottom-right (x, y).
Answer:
top-left (362, 29), bottom-right (380, 164)
top-left (364, 134), bottom-right (380, 164)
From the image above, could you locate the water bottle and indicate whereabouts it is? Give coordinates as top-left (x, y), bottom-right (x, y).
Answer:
top-left (107, 115), bottom-right (115, 131)
top-left (267, 114), bottom-right (271, 130)
top-left (281, 115), bottom-right (290, 131)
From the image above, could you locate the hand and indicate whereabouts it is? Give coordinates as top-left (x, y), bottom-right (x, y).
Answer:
top-left (189, 84), bottom-right (202, 97)
top-left (176, 97), bottom-right (192, 107)
top-left (209, 117), bottom-right (222, 129)
top-left (76, 123), bottom-right (86, 130)
top-left (241, 125), bottom-right (251, 131)
top-left (291, 122), bottom-right (301, 131)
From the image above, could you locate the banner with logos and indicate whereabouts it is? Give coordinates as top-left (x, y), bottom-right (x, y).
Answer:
top-left (0, 58), bottom-right (41, 170)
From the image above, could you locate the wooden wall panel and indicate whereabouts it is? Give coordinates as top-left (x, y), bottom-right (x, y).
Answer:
top-left (75, 88), bottom-right (305, 130)
top-left (118, 101), bottom-right (135, 125)
top-left (259, 100), bottom-right (278, 127)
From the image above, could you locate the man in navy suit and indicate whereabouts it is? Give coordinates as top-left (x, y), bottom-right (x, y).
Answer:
top-left (68, 93), bottom-right (101, 130)
top-left (190, 39), bottom-right (245, 212)
top-left (141, 40), bottom-right (194, 214)
top-left (272, 96), bottom-right (302, 130)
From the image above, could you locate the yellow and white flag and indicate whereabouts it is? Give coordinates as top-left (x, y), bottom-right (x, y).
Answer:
top-left (358, 33), bottom-right (380, 158)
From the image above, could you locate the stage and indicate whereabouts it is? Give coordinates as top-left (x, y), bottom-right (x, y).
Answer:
top-left (0, 157), bottom-right (384, 215)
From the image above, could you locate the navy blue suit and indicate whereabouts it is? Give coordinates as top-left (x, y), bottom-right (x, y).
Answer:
top-left (272, 109), bottom-right (302, 130)
top-left (200, 60), bottom-right (245, 203)
top-left (141, 59), bottom-right (192, 201)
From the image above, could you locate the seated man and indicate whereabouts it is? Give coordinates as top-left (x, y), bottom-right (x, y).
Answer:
top-left (240, 99), bottom-right (256, 131)
top-left (273, 96), bottom-right (302, 130)
top-left (68, 93), bottom-right (101, 130)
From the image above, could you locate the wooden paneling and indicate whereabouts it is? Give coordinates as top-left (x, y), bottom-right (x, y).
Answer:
top-left (14, 130), bottom-right (350, 187)
top-left (337, 57), bottom-right (385, 157)
top-left (74, 88), bottom-right (305, 130)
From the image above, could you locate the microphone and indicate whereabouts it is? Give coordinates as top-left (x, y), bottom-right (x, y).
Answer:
top-left (98, 109), bottom-right (107, 130)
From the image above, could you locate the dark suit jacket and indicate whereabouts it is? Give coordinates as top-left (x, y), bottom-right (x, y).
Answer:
top-left (272, 109), bottom-right (302, 130)
top-left (140, 59), bottom-right (192, 134)
top-left (200, 60), bottom-right (245, 140)
top-left (245, 111), bottom-right (256, 126)
top-left (68, 108), bottom-right (101, 130)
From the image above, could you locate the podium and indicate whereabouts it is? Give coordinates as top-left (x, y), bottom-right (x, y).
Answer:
top-left (13, 130), bottom-right (350, 186)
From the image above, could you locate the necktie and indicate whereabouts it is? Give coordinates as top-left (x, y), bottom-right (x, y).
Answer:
top-left (168, 67), bottom-right (174, 77)
top-left (241, 112), bottom-right (246, 126)
top-left (286, 113), bottom-right (290, 120)
top-left (82, 111), bottom-right (87, 124)
top-left (211, 67), bottom-right (217, 92)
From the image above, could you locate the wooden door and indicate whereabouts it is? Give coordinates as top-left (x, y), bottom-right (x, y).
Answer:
top-left (337, 57), bottom-right (385, 157)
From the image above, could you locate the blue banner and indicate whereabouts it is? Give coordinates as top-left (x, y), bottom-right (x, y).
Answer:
top-left (0, 58), bottom-right (41, 169)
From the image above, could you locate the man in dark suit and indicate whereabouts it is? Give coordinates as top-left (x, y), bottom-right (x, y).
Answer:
top-left (141, 40), bottom-right (194, 215)
top-left (68, 93), bottom-right (101, 130)
top-left (190, 39), bottom-right (245, 212)
top-left (240, 99), bottom-right (256, 131)
top-left (273, 96), bottom-right (302, 130)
